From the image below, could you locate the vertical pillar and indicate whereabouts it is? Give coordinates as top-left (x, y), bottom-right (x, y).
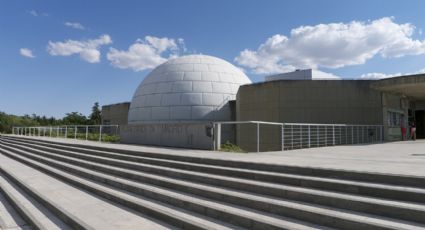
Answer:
top-left (332, 125), bottom-right (335, 146)
top-left (216, 123), bottom-right (222, 150)
top-left (65, 126), bottom-right (68, 139)
top-left (86, 126), bottom-right (88, 141)
top-left (74, 126), bottom-right (77, 139)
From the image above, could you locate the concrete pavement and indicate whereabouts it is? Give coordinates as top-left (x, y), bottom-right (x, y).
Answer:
top-left (8, 135), bottom-right (425, 177)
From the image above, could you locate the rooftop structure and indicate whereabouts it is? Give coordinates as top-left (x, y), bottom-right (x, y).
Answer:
top-left (265, 69), bottom-right (340, 81)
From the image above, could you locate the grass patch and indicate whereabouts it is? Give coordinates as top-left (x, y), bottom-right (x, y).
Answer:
top-left (46, 132), bottom-right (120, 143)
top-left (220, 141), bottom-right (246, 153)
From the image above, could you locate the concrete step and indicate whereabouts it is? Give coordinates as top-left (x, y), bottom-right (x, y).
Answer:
top-left (0, 149), bottom-right (177, 230)
top-left (0, 142), bottom-right (334, 230)
top-left (4, 137), bottom-right (425, 205)
top-left (3, 138), bottom-right (424, 225)
top-left (5, 135), bottom-right (425, 189)
top-left (0, 188), bottom-right (30, 230)
top-left (0, 168), bottom-right (77, 230)
top-left (2, 141), bottom-right (425, 229)
top-left (4, 138), bottom-right (425, 225)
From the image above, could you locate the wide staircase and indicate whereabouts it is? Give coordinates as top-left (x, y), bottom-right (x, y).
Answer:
top-left (0, 135), bottom-right (425, 230)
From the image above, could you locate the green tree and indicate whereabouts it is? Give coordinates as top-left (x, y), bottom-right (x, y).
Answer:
top-left (62, 112), bottom-right (88, 125)
top-left (89, 102), bottom-right (102, 125)
top-left (0, 111), bottom-right (39, 133)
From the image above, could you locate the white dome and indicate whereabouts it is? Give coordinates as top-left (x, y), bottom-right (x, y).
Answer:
top-left (128, 55), bottom-right (252, 123)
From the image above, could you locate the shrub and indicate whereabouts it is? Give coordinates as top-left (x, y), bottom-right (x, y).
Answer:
top-left (220, 141), bottom-right (245, 153)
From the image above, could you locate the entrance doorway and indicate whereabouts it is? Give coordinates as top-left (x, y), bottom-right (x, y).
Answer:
top-left (415, 110), bottom-right (425, 139)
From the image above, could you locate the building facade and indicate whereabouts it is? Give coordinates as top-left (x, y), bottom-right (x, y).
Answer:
top-left (101, 102), bottom-right (130, 126)
top-left (235, 79), bottom-right (408, 151)
top-left (102, 56), bottom-right (425, 151)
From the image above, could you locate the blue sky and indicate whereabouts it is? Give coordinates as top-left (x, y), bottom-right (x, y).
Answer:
top-left (1, 0), bottom-right (425, 118)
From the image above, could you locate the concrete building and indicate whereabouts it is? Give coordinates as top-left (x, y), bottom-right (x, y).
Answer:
top-left (101, 102), bottom-right (130, 125)
top-left (234, 71), bottom-right (425, 151)
top-left (102, 56), bottom-right (425, 151)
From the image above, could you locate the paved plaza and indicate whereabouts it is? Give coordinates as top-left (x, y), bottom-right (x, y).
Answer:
top-left (12, 135), bottom-right (425, 177)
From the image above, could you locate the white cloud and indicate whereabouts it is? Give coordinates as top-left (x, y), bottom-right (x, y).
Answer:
top-left (64, 22), bottom-right (85, 30)
top-left (107, 36), bottom-right (185, 71)
top-left (27, 10), bottom-right (48, 17)
top-left (235, 17), bottom-right (425, 74)
top-left (20, 48), bottom-right (35, 58)
top-left (360, 68), bottom-right (425, 79)
top-left (28, 10), bottom-right (38, 16)
top-left (47, 34), bottom-right (112, 63)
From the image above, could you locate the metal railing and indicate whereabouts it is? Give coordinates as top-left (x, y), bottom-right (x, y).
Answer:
top-left (282, 123), bottom-right (383, 150)
top-left (12, 125), bottom-right (120, 143)
top-left (213, 121), bottom-right (383, 152)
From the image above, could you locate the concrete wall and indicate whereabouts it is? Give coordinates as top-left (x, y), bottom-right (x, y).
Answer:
top-left (236, 80), bottom-right (384, 152)
top-left (101, 102), bottom-right (130, 126)
top-left (120, 123), bottom-right (214, 150)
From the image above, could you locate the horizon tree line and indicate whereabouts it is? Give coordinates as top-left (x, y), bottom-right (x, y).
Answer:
top-left (0, 102), bottom-right (102, 133)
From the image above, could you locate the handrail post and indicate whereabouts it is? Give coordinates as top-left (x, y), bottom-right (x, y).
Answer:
top-left (300, 125), bottom-right (302, 148)
top-left (50, 126), bottom-right (52, 137)
top-left (308, 125), bottom-right (311, 148)
top-left (317, 126), bottom-right (319, 147)
top-left (332, 125), bottom-right (335, 146)
top-left (86, 126), bottom-right (88, 141)
top-left (65, 126), bottom-right (68, 139)
top-left (257, 122), bottom-right (260, 153)
top-left (291, 125), bottom-right (293, 150)
top-left (325, 126), bottom-right (327, 146)
top-left (375, 126), bottom-right (378, 142)
top-left (381, 126), bottom-right (384, 142)
top-left (99, 126), bottom-right (102, 142)
top-left (74, 126), bottom-right (77, 139)
top-left (357, 126), bottom-right (360, 143)
top-left (281, 125), bottom-right (284, 151)
top-left (216, 123), bottom-right (221, 150)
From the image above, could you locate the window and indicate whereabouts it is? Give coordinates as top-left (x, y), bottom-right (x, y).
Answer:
top-left (387, 111), bottom-right (403, 127)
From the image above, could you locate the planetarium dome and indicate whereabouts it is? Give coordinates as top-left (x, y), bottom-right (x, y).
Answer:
top-left (128, 54), bottom-right (252, 124)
